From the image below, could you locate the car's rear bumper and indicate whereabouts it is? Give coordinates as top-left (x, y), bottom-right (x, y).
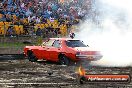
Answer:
top-left (76, 55), bottom-right (103, 61)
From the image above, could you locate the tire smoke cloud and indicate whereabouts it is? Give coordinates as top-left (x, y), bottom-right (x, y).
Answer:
top-left (76, 0), bottom-right (132, 67)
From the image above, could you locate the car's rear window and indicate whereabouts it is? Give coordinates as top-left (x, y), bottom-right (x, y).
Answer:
top-left (65, 40), bottom-right (87, 47)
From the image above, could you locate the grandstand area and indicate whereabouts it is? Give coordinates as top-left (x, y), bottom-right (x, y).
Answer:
top-left (0, 0), bottom-right (92, 54)
top-left (0, 0), bottom-right (91, 37)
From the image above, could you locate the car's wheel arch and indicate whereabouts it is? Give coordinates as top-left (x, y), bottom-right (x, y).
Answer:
top-left (27, 50), bottom-right (38, 62)
top-left (27, 50), bottom-right (33, 56)
top-left (27, 49), bottom-right (36, 57)
top-left (58, 53), bottom-right (75, 65)
top-left (58, 53), bottom-right (67, 59)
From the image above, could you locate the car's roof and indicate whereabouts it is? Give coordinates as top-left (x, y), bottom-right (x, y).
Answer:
top-left (49, 38), bottom-right (79, 41)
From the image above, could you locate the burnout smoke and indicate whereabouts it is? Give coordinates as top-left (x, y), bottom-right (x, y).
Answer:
top-left (76, 0), bottom-right (132, 67)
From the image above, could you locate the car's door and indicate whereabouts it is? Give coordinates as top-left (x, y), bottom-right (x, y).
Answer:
top-left (48, 40), bottom-right (61, 61)
top-left (41, 39), bottom-right (55, 60)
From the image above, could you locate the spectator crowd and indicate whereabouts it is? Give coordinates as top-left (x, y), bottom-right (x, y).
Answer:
top-left (0, 0), bottom-right (92, 38)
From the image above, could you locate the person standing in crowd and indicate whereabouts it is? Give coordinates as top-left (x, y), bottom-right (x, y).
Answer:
top-left (69, 31), bottom-right (75, 39)
top-left (36, 16), bottom-right (41, 24)
top-left (36, 28), bottom-right (42, 36)
top-left (7, 26), bottom-right (14, 37)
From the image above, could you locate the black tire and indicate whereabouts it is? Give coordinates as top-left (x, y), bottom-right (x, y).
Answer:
top-left (27, 51), bottom-right (37, 62)
top-left (79, 76), bottom-right (86, 84)
top-left (59, 55), bottom-right (70, 65)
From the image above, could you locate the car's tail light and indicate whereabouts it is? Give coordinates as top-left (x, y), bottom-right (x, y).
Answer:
top-left (96, 51), bottom-right (102, 56)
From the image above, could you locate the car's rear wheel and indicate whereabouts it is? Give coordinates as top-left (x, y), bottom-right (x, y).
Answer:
top-left (59, 55), bottom-right (70, 65)
top-left (27, 51), bottom-right (38, 62)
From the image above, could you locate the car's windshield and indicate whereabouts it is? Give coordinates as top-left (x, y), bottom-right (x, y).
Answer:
top-left (65, 40), bottom-right (87, 47)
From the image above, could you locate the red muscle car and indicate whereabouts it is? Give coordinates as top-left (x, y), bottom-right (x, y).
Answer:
top-left (23, 38), bottom-right (103, 65)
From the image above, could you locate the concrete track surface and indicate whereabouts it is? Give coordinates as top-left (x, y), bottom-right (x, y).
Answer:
top-left (0, 55), bottom-right (132, 88)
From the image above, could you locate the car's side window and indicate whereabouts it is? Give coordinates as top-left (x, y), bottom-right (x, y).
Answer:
top-left (43, 40), bottom-right (55, 47)
top-left (52, 40), bottom-right (61, 48)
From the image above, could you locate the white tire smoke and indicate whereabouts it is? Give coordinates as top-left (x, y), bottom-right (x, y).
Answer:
top-left (76, 0), bottom-right (132, 67)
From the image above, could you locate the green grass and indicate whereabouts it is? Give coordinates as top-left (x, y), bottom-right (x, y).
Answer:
top-left (0, 42), bottom-right (29, 48)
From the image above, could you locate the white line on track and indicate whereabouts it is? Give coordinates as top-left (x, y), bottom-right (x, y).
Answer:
top-left (0, 83), bottom-right (76, 85)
